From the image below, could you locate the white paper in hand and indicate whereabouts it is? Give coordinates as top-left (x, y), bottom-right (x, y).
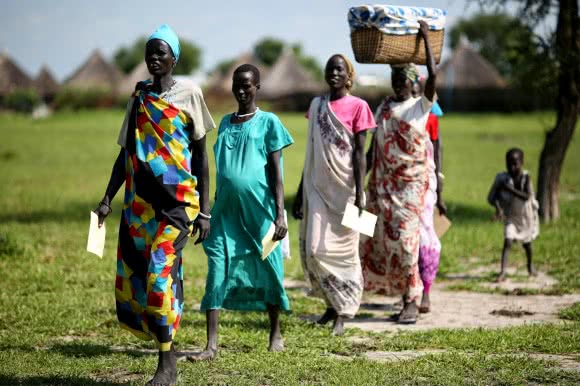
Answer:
top-left (341, 203), bottom-right (377, 237)
top-left (87, 211), bottom-right (106, 258)
top-left (261, 222), bottom-right (280, 260)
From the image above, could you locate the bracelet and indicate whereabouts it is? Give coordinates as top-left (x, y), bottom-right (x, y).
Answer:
top-left (197, 212), bottom-right (211, 220)
top-left (99, 201), bottom-right (112, 213)
top-left (437, 172), bottom-right (445, 180)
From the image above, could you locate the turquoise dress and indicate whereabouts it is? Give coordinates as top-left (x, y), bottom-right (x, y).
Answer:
top-left (201, 110), bottom-right (294, 311)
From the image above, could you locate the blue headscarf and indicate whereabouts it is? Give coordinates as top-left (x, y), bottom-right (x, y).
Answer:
top-left (148, 24), bottom-right (181, 62)
top-left (431, 101), bottom-right (444, 117)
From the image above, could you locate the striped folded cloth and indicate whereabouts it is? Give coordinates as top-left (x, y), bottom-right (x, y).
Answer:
top-left (348, 5), bottom-right (446, 35)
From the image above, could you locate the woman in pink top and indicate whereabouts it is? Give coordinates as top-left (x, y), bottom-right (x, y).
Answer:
top-left (292, 54), bottom-right (375, 335)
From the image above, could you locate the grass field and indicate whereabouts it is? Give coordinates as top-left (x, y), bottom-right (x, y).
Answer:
top-left (0, 109), bottom-right (579, 385)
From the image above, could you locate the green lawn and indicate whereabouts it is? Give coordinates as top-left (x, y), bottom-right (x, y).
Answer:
top-left (0, 109), bottom-right (578, 385)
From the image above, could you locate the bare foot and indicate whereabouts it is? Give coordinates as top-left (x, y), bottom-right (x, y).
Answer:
top-left (268, 334), bottom-right (284, 352)
top-left (495, 272), bottom-right (507, 283)
top-left (146, 350), bottom-right (177, 386)
top-left (332, 316), bottom-right (345, 336)
top-left (397, 301), bottom-right (418, 324)
top-left (419, 292), bottom-right (431, 314)
top-left (316, 308), bottom-right (337, 325)
top-left (186, 348), bottom-right (217, 362)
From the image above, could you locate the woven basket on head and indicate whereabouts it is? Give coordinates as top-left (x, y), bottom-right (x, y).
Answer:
top-left (350, 28), bottom-right (444, 65)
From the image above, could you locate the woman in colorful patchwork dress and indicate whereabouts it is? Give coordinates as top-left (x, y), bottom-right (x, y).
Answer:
top-left (360, 21), bottom-right (437, 325)
top-left (94, 25), bottom-right (215, 386)
top-left (292, 54), bottom-right (376, 336)
top-left (188, 64), bottom-right (293, 361)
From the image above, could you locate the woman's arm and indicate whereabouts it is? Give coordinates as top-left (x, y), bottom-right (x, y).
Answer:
top-left (95, 149), bottom-right (125, 227)
top-left (432, 138), bottom-right (447, 215)
top-left (190, 135), bottom-right (210, 244)
top-left (353, 131), bottom-right (367, 209)
top-left (418, 20), bottom-right (437, 102)
top-left (366, 132), bottom-right (375, 174)
top-left (268, 150), bottom-right (287, 241)
top-left (292, 174), bottom-right (304, 220)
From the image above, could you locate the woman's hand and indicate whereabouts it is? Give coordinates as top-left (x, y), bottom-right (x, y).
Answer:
top-left (436, 198), bottom-right (447, 216)
top-left (273, 215), bottom-right (288, 241)
top-left (292, 195), bottom-right (303, 220)
top-left (94, 202), bottom-right (112, 228)
top-left (192, 217), bottom-right (210, 245)
top-left (418, 20), bottom-right (430, 39)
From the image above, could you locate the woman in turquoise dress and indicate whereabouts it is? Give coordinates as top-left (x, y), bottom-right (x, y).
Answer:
top-left (188, 64), bottom-right (293, 361)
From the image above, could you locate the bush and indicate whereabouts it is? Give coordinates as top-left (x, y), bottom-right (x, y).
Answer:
top-left (3, 89), bottom-right (41, 113)
top-left (53, 88), bottom-right (124, 110)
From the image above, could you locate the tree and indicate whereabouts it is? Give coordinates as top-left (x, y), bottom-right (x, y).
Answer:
top-left (479, 0), bottom-right (579, 221)
top-left (449, 13), bottom-right (556, 93)
top-left (292, 43), bottom-right (324, 81)
top-left (254, 39), bottom-right (323, 80)
top-left (253, 38), bottom-right (285, 66)
top-left (114, 37), bottom-right (202, 75)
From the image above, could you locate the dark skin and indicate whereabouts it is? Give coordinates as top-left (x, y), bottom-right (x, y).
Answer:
top-left (187, 70), bottom-right (286, 362)
top-left (491, 152), bottom-right (536, 282)
top-left (291, 55), bottom-right (366, 336)
top-left (94, 39), bottom-right (210, 386)
top-left (367, 21), bottom-right (437, 323)
top-left (411, 83), bottom-right (446, 217)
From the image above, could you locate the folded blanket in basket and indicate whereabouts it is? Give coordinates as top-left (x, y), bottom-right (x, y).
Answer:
top-left (348, 5), bottom-right (446, 35)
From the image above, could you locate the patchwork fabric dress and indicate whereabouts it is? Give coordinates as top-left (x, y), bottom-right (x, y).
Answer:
top-left (200, 110), bottom-right (293, 312)
top-left (115, 80), bottom-right (214, 351)
top-left (360, 95), bottom-right (433, 303)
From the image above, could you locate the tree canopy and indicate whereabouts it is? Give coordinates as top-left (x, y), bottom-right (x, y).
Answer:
top-left (114, 37), bottom-right (202, 75)
top-left (252, 37), bottom-right (323, 80)
top-left (449, 12), bottom-right (556, 93)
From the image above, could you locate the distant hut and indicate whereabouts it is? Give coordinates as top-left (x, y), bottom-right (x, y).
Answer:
top-left (119, 61), bottom-right (150, 96)
top-left (260, 50), bottom-right (324, 111)
top-left (64, 49), bottom-right (123, 92)
top-left (34, 65), bottom-right (60, 102)
top-left (0, 52), bottom-right (33, 98)
top-left (206, 52), bottom-right (268, 97)
top-left (435, 42), bottom-right (508, 111)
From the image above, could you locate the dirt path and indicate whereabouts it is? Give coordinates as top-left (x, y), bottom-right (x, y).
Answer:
top-left (285, 275), bottom-right (580, 333)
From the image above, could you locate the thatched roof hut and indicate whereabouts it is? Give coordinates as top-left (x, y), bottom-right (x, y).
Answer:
top-left (260, 50), bottom-right (324, 99)
top-left (64, 49), bottom-right (122, 92)
top-left (0, 52), bottom-right (33, 96)
top-left (34, 65), bottom-right (60, 98)
top-left (436, 43), bottom-right (507, 89)
top-left (206, 52), bottom-right (268, 96)
top-left (119, 61), bottom-right (150, 95)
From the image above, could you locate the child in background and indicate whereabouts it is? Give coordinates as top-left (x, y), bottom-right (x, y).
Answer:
top-left (487, 148), bottom-right (539, 282)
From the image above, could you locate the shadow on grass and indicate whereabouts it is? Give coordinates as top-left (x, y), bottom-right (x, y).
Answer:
top-left (444, 201), bottom-right (493, 225)
top-left (0, 375), bottom-right (124, 385)
top-left (0, 199), bottom-right (122, 224)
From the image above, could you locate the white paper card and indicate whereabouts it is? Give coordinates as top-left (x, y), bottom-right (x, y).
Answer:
top-left (341, 203), bottom-right (377, 237)
top-left (87, 211), bottom-right (106, 258)
top-left (261, 222), bottom-right (280, 260)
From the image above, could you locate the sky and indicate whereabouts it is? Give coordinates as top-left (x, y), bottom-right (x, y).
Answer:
top-left (0, 0), bottom-right (555, 82)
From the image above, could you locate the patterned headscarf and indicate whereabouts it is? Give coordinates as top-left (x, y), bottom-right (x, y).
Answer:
top-left (334, 54), bottom-right (356, 90)
top-left (391, 63), bottom-right (419, 83)
top-left (148, 24), bottom-right (181, 62)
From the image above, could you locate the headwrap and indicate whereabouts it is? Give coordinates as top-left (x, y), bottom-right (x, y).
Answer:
top-left (332, 54), bottom-right (356, 90)
top-left (148, 24), bottom-right (181, 62)
top-left (431, 101), bottom-right (444, 117)
top-left (391, 63), bottom-right (419, 83)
